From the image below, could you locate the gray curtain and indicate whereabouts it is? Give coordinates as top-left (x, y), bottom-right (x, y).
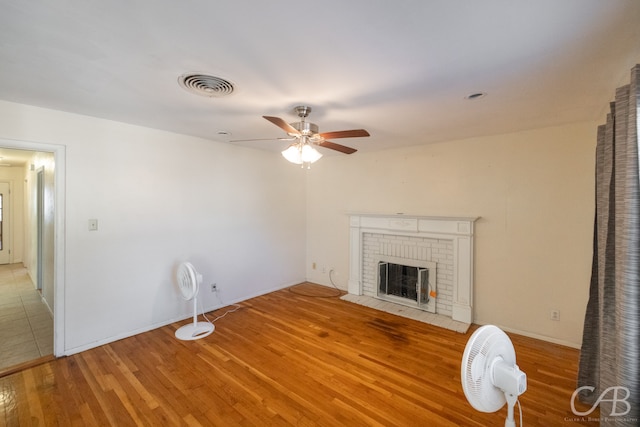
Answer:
top-left (578, 64), bottom-right (639, 426)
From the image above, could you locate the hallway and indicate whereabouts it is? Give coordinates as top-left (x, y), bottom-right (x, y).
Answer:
top-left (0, 263), bottom-right (53, 371)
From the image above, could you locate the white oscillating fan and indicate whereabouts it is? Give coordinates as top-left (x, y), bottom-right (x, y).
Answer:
top-left (175, 262), bottom-right (214, 341)
top-left (461, 325), bottom-right (527, 427)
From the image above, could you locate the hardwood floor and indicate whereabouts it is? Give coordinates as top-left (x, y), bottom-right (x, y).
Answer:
top-left (0, 283), bottom-right (597, 426)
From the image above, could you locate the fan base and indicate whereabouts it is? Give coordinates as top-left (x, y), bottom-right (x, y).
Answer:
top-left (175, 321), bottom-right (214, 341)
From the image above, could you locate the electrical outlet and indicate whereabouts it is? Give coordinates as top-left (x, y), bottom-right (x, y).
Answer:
top-left (211, 283), bottom-right (217, 292)
top-left (312, 262), bottom-right (316, 270)
top-left (550, 309), bottom-right (560, 321)
top-left (322, 266), bottom-right (326, 273)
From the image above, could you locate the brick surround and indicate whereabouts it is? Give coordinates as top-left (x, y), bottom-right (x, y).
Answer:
top-left (362, 233), bottom-right (454, 317)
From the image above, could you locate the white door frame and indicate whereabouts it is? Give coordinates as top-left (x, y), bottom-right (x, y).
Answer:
top-left (0, 137), bottom-right (65, 357)
top-left (36, 168), bottom-right (44, 290)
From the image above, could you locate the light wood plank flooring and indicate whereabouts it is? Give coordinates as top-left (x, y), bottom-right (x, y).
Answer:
top-left (0, 283), bottom-right (596, 426)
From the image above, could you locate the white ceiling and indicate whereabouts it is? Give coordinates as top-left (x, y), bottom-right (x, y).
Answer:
top-left (1, 1), bottom-right (639, 156)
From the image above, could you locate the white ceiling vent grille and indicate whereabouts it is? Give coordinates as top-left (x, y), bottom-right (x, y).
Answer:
top-left (178, 73), bottom-right (235, 97)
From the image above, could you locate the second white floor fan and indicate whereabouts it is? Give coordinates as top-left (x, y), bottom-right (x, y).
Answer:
top-left (175, 261), bottom-right (214, 341)
top-left (461, 325), bottom-right (527, 427)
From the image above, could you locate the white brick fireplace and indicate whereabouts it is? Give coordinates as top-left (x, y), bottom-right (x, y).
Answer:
top-left (347, 214), bottom-right (477, 324)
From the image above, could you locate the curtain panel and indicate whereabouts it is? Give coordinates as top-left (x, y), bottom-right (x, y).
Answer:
top-left (578, 64), bottom-right (639, 426)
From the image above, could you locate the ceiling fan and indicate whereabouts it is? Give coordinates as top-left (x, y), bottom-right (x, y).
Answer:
top-left (232, 106), bottom-right (370, 168)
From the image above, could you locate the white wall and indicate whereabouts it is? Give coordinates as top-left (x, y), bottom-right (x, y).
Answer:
top-left (0, 100), bottom-right (307, 354)
top-left (306, 122), bottom-right (596, 347)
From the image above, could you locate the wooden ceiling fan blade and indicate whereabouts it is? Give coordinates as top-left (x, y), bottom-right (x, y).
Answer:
top-left (319, 140), bottom-right (357, 154)
top-left (318, 129), bottom-right (370, 139)
top-left (263, 116), bottom-right (301, 135)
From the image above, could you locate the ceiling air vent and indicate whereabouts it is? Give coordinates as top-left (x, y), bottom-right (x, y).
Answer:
top-left (178, 73), bottom-right (235, 97)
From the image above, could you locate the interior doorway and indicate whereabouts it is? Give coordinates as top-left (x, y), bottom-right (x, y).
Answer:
top-left (0, 141), bottom-right (65, 372)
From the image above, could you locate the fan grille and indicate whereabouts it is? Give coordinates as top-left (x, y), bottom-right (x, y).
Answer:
top-left (178, 73), bottom-right (235, 97)
top-left (461, 325), bottom-right (514, 412)
top-left (177, 262), bottom-right (198, 300)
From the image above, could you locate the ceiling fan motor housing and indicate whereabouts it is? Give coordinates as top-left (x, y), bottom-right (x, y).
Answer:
top-left (290, 121), bottom-right (319, 136)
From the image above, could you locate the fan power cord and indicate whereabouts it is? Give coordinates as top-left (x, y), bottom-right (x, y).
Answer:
top-left (198, 291), bottom-right (242, 326)
top-left (288, 269), bottom-right (343, 298)
top-left (203, 304), bottom-right (242, 324)
top-left (328, 269), bottom-right (342, 291)
top-left (517, 399), bottom-right (523, 427)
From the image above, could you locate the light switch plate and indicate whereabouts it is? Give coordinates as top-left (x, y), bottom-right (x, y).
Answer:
top-left (88, 219), bottom-right (98, 231)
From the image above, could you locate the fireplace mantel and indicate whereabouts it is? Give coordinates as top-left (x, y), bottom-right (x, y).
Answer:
top-left (348, 214), bottom-right (477, 324)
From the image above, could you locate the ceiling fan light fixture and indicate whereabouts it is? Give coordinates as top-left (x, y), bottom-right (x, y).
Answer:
top-left (301, 144), bottom-right (323, 163)
top-left (282, 145), bottom-right (303, 164)
top-left (281, 142), bottom-right (322, 167)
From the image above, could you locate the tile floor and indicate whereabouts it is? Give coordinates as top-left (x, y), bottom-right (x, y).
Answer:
top-left (0, 263), bottom-right (53, 371)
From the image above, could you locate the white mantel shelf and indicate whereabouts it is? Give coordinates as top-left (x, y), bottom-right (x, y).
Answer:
top-left (347, 213), bottom-right (478, 235)
top-left (348, 214), bottom-right (478, 324)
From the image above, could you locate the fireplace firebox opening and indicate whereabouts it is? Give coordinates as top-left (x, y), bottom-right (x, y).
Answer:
top-left (376, 258), bottom-right (437, 313)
